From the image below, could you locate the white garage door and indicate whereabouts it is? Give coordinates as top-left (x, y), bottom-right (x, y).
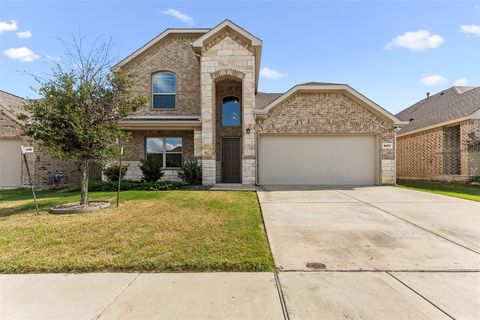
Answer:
top-left (259, 135), bottom-right (376, 185)
top-left (0, 139), bottom-right (22, 188)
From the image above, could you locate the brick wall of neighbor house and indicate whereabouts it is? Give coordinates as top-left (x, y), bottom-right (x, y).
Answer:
top-left (397, 128), bottom-right (444, 177)
top-left (200, 28), bottom-right (256, 185)
top-left (121, 34), bottom-right (202, 116)
top-left (397, 120), bottom-right (479, 180)
top-left (1, 110), bottom-right (86, 188)
top-left (256, 92), bottom-right (397, 185)
top-left (443, 125), bottom-right (461, 175)
top-left (121, 130), bottom-right (194, 181)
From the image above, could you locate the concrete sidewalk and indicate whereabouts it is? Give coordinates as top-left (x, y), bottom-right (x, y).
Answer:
top-left (0, 273), bottom-right (285, 320)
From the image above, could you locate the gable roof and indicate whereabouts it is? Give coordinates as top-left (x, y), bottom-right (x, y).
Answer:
top-left (396, 86), bottom-right (480, 135)
top-left (255, 83), bottom-right (407, 126)
top-left (191, 19), bottom-right (262, 49)
top-left (192, 19), bottom-right (262, 92)
top-left (113, 28), bottom-right (209, 68)
top-left (0, 90), bottom-right (26, 124)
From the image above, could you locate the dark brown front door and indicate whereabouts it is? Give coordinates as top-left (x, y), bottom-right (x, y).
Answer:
top-left (222, 138), bottom-right (241, 183)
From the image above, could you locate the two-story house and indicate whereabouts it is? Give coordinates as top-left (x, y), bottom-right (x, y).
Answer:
top-left (115, 20), bottom-right (406, 186)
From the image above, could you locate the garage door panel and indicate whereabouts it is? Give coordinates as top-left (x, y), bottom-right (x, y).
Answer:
top-left (259, 135), bottom-right (376, 185)
top-left (0, 140), bottom-right (22, 187)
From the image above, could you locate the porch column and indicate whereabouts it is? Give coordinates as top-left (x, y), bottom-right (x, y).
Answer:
top-left (201, 75), bottom-right (216, 185)
top-left (242, 73), bottom-right (256, 185)
top-left (194, 127), bottom-right (202, 161)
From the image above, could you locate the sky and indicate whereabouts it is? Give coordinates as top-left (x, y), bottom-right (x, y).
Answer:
top-left (0, 0), bottom-right (479, 114)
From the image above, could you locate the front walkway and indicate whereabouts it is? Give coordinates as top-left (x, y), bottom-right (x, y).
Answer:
top-left (258, 185), bottom-right (480, 319)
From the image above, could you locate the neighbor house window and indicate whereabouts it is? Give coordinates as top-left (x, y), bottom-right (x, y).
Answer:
top-left (146, 137), bottom-right (182, 168)
top-left (222, 96), bottom-right (240, 127)
top-left (152, 72), bottom-right (176, 109)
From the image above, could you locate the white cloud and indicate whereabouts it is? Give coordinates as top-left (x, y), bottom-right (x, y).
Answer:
top-left (453, 78), bottom-right (469, 86)
top-left (420, 75), bottom-right (448, 86)
top-left (460, 24), bottom-right (480, 36)
top-left (161, 8), bottom-right (194, 25)
top-left (0, 20), bottom-right (18, 33)
top-left (260, 67), bottom-right (287, 80)
top-left (3, 47), bottom-right (40, 62)
top-left (385, 30), bottom-right (444, 51)
top-left (16, 30), bottom-right (32, 39)
top-left (45, 54), bottom-right (61, 62)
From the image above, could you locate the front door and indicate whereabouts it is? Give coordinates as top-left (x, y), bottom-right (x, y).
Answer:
top-left (222, 138), bottom-right (241, 183)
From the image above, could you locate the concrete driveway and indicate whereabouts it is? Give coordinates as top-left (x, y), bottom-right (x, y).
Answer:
top-left (258, 185), bottom-right (480, 319)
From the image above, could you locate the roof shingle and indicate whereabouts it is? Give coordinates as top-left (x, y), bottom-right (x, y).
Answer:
top-left (396, 86), bottom-right (480, 134)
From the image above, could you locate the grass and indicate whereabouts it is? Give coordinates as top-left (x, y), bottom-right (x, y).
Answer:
top-left (0, 188), bottom-right (273, 273)
top-left (397, 180), bottom-right (480, 202)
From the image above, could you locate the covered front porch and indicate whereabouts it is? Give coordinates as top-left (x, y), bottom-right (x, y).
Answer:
top-left (119, 116), bottom-right (201, 182)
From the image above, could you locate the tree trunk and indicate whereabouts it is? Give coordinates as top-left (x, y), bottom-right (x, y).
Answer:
top-left (80, 160), bottom-right (89, 206)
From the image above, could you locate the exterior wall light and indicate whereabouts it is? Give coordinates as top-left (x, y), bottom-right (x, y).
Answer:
top-left (246, 128), bottom-right (251, 134)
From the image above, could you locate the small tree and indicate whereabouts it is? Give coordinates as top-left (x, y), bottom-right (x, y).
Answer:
top-left (19, 36), bottom-right (146, 205)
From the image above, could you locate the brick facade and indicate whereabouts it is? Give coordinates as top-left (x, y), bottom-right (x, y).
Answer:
top-left (122, 34), bottom-right (202, 116)
top-left (115, 21), bottom-right (402, 186)
top-left (397, 120), bottom-right (480, 180)
top-left (256, 92), bottom-right (397, 184)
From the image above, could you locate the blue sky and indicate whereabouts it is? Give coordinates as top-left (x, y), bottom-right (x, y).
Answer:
top-left (1, 0), bottom-right (479, 114)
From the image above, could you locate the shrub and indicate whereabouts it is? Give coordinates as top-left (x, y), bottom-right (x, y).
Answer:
top-left (139, 158), bottom-right (163, 182)
top-left (103, 164), bottom-right (128, 182)
top-left (87, 180), bottom-right (183, 192)
top-left (178, 160), bottom-right (202, 185)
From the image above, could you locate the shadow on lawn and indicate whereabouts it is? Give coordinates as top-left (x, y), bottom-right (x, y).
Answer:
top-left (0, 194), bottom-right (80, 217)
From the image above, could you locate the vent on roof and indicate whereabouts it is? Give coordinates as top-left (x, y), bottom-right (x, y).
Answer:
top-left (440, 92), bottom-right (445, 95)
top-left (426, 92), bottom-right (430, 99)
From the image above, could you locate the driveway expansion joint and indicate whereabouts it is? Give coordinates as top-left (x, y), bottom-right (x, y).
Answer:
top-left (255, 191), bottom-right (290, 320)
top-left (386, 272), bottom-right (455, 320)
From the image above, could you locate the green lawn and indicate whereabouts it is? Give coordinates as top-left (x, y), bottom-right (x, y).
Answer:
top-left (397, 180), bottom-right (480, 202)
top-left (0, 189), bottom-right (273, 273)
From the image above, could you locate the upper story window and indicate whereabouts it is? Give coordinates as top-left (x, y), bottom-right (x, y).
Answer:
top-left (152, 72), bottom-right (176, 109)
top-left (222, 96), bottom-right (241, 127)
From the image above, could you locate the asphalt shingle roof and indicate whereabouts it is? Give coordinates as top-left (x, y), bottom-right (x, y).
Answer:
top-left (255, 92), bottom-right (283, 110)
top-left (0, 90), bottom-right (26, 122)
top-left (396, 86), bottom-right (480, 134)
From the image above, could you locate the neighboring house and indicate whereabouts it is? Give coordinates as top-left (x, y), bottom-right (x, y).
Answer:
top-left (113, 19), bottom-right (406, 186)
top-left (0, 90), bottom-right (100, 188)
top-left (396, 86), bottom-right (480, 181)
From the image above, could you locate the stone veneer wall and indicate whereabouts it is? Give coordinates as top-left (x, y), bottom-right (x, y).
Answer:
top-left (397, 120), bottom-right (480, 180)
top-left (256, 92), bottom-right (397, 185)
top-left (1, 110), bottom-right (86, 188)
top-left (121, 34), bottom-right (203, 116)
top-left (200, 27), bottom-right (256, 185)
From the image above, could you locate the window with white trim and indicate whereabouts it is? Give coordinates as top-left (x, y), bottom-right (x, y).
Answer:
top-left (146, 137), bottom-right (182, 168)
top-left (152, 72), bottom-right (176, 109)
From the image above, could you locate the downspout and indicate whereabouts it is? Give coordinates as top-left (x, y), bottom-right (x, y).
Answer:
top-left (394, 127), bottom-right (399, 185)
